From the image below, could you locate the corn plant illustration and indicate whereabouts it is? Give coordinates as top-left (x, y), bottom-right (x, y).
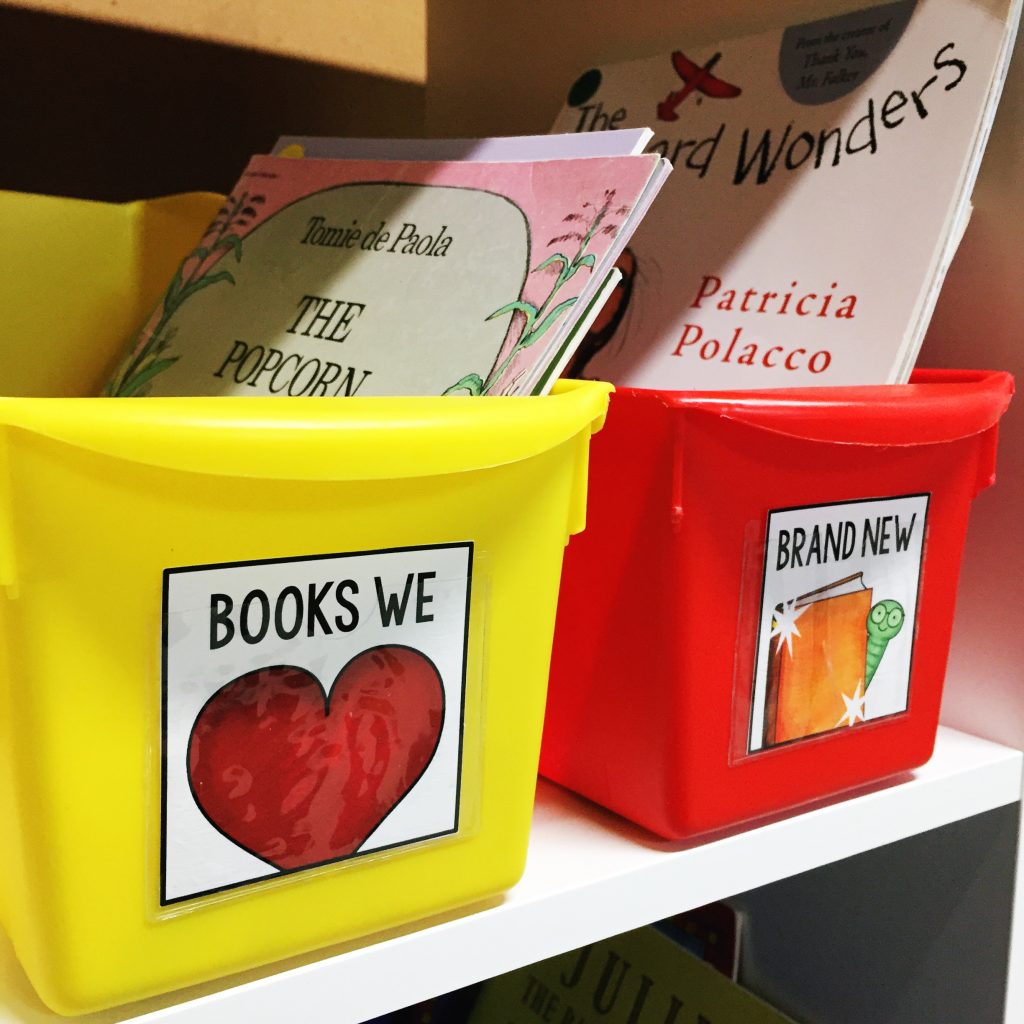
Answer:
top-left (444, 191), bottom-right (631, 396)
top-left (105, 192), bottom-right (266, 396)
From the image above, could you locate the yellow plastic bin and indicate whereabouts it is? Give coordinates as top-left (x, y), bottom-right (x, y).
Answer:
top-left (0, 190), bottom-right (611, 1013)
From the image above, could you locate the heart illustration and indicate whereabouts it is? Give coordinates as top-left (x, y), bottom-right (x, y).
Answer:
top-left (187, 645), bottom-right (445, 870)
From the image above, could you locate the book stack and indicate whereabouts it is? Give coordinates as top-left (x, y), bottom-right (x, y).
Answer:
top-left (102, 131), bottom-right (669, 398)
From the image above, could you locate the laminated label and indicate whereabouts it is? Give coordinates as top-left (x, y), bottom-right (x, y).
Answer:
top-left (749, 495), bottom-right (927, 752)
top-left (161, 543), bottom-right (472, 905)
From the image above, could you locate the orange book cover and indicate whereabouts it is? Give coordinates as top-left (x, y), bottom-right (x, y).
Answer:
top-left (763, 573), bottom-right (870, 746)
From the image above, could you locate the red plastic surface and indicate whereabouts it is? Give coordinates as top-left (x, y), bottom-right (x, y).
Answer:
top-left (542, 370), bottom-right (1014, 840)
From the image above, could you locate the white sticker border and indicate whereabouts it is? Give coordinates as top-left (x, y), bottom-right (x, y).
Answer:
top-left (746, 493), bottom-right (930, 756)
top-left (159, 541), bottom-right (473, 907)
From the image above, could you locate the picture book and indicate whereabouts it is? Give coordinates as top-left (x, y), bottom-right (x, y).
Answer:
top-left (551, 0), bottom-right (1020, 390)
top-left (102, 150), bottom-right (670, 398)
top-left (466, 924), bottom-right (797, 1024)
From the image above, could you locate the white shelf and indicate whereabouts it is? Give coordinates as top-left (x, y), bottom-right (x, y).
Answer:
top-left (1, 726), bottom-right (1019, 1024)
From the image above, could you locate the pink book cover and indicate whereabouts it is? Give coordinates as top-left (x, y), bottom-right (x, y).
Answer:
top-left (103, 152), bottom-right (665, 398)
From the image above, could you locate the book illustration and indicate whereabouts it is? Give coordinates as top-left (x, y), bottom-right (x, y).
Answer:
top-left (448, 191), bottom-right (630, 395)
top-left (551, 0), bottom-right (1019, 389)
top-left (764, 573), bottom-right (904, 746)
top-left (187, 647), bottom-right (443, 870)
top-left (765, 574), bottom-right (870, 746)
top-left (656, 51), bottom-right (743, 121)
top-left (105, 192), bottom-right (261, 397)
top-left (102, 152), bottom-right (669, 399)
top-left (866, 597), bottom-right (906, 684)
top-left (563, 246), bottom-right (673, 383)
top-left (564, 247), bottom-right (638, 378)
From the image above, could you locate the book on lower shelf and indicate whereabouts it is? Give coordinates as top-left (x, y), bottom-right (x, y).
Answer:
top-left (466, 920), bottom-right (796, 1024)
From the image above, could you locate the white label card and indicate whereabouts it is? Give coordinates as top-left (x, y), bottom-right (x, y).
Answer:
top-left (161, 543), bottom-right (472, 905)
top-left (749, 494), bottom-right (928, 753)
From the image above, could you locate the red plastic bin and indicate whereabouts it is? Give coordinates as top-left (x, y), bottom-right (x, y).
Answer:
top-left (542, 369), bottom-right (1013, 839)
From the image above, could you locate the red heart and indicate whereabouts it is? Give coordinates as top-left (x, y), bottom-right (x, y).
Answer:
top-left (187, 645), bottom-right (445, 870)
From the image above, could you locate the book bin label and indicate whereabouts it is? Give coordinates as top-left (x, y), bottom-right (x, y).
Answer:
top-left (160, 543), bottom-right (472, 905)
top-left (749, 494), bottom-right (928, 752)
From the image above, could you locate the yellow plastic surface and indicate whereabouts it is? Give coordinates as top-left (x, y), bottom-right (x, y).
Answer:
top-left (0, 190), bottom-right (611, 1013)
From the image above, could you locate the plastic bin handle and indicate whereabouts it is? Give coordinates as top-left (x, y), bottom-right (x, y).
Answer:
top-left (0, 435), bottom-right (15, 589)
top-left (661, 370), bottom-right (1014, 447)
top-left (0, 381), bottom-right (613, 482)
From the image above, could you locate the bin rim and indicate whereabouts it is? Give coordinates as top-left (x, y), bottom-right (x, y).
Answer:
top-left (0, 379), bottom-right (612, 481)
top-left (612, 369), bottom-right (1014, 446)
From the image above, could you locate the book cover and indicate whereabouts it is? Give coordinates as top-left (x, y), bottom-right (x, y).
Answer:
top-left (466, 924), bottom-right (797, 1024)
top-left (102, 151), bottom-right (668, 399)
top-left (750, 495), bottom-right (929, 752)
top-left (763, 573), bottom-right (873, 746)
top-left (551, 0), bottom-right (1020, 389)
